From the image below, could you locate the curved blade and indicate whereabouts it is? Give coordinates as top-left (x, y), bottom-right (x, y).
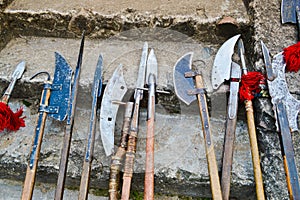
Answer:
top-left (48, 52), bottom-right (73, 121)
top-left (100, 65), bottom-right (127, 156)
top-left (212, 34), bottom-right (240, 90)
top-left (173, 52), bottom-right (196, 105)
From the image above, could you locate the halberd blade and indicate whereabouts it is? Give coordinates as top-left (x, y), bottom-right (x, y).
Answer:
top-left (48, 52), bottom-right (73, 121)
top-left (212, 34), bottom-right (240, 90)
top-left (281, 0), bottom-right (297, 23)
top-left (12, 61), bottom-right (26, 80)
top-left (261, 41), bottom-right (276, 81)
top-left (135, 42), bottom-right (148, 99)
top-left (173, 52), bottom-right (196, 105)
top-left (92, 54), bottom-right (103, 97)
top-left (100, 65), bottom-right (128, 156)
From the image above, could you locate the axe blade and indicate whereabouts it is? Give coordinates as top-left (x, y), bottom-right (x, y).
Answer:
top-left (48, 52), bottom-right (73, 121)
top-left (211, 34), bottom-right (240, 90)
top-left (100, 65), bottom-right (128, 156)
top-left (173, 52), bottom-right (196, 105)
top-left (281, 0), bottom-right (298, 24)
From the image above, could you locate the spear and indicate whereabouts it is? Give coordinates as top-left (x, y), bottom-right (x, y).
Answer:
top-left (238, 39), bottom-right (265, 200)
top-left (78, 54), bottom-right (103, 200)
top-left (54, 32), bottom-right (85, 200)
top-left (0, 61), bottom-right (26, 132)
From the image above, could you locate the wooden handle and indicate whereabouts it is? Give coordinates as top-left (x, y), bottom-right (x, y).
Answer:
top-left (195, 75), bottom-right (223, 200)
top-left (109, 102), bottom-right (133, 200)
top-left (144, 95), bottom-right (155, 200)
top-left (245, 100), bottom-right (265, 200)
top-left (21, 84), bottom-right (51, 200)
top-left (221, 117), bottom-right (237, 200)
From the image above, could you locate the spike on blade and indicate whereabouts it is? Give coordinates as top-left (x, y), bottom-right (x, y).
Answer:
top-left (48, 52), bottom-right (73, 121)
top-left (212, 34), bottom-right (240, 90)
top-left (173, 52), bottom-right (196, 105)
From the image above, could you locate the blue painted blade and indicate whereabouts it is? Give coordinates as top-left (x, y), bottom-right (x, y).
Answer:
top-left (48, 52), bottom-right (73, 121)
top-left (92, 54), bottom-right (103, 97)
top-left (281, 0), bottom-right (298, 23)
top-left (173, 52), bottom-right (197, 105)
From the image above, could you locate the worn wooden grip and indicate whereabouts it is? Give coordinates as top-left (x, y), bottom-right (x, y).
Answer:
top-left (21, 85), bottom-right (51, 200)
top-left (109, 102), bottom-right (133, 200)
top-left (221, 117), bottom-right (237, 200)
top-left (144, 96), bottom-right (155, 200)
top-left (195, 75), bottom-right (223, 200)
top-left (245, 100), bottom-right (265, 200)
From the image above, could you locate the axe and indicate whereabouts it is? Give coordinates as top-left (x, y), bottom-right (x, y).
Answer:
top-left (78, 54), bottom-right (103, 200)
top-left (21, 53), bottom-right (73, 200)
top-left (99, 64), bottom-right (129, 200)
top-left (281, 0), bottom-right (300, 39)
top-left (211, 34), bottom-right (241, 200)
top-left (173, 52), bottom-right (222, 199)
top-left (262, 41), bottom-right (300, 199)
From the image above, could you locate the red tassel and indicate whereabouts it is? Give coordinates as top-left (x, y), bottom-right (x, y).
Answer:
top-left (283, 42), bottom-right (300, 72)
top-left (239, 71), bottom-right (266, 102)
top-left (0, 102), bottom-right (25, 132)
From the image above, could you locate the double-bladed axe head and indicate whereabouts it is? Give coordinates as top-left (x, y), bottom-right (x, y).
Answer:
top-left (48, 52), bottom-right (73, 121)
top-left (100, 65), bottom-right (128, 156)
top-left (173, 52), bottom-right (196, 105)
top-left (211, 34), bottom-right (241, 90)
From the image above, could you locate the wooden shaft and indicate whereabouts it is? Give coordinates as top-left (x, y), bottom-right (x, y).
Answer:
top-left (1, 77), bottom-right (17, 104)
top-left (55, 124), bottom-right (73, 200)
top-left (109, 102), bottom-right (133, 200)
top-left (244, 100), bottom-right (265, 200)
top-left (144, 95), bottom-right (155, 200)
top-left (78, 99), bottom-right (98, 200)
top-left (21, 83), bottom-right (51, 200)
top-left (121, 98), bottom-right (141, 200)
top-left (195, 75), bottom-right (223, 200)
top-left (283, 156), bottom-right (294, 200)
top-left (221, 117), bottom-right (237, 200)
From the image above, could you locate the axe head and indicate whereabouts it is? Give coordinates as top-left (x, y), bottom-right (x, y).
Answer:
top-left (100, 65), bottom-right (128, 156)
top-left (173, 52), bottom-right (196, 105)
top-left (48, 52), bottom-right (73, 121)
top-left (211, 34), bottom-right (240, 90)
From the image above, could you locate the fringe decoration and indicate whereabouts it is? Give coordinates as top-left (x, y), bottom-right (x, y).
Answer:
top-left (283, 42), bottom-right (300, 72)
top-left (0, 102), bottom-right (25, 132)
top-left (239, 71), bottom-right (266, 102)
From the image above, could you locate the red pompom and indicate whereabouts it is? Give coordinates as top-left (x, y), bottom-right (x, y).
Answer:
top-left (283, 42), bottom-right (300, 72)
top-left (0, 102), bottom-right (25, 132)
top-left (239, 71), bottom-right (266, 102)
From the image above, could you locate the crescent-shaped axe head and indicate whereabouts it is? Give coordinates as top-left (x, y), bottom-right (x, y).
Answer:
top-left (211, 34), bottom-right (241, 90)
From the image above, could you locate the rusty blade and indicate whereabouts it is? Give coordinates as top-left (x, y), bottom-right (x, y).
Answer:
top-left (173, 52), bottom-right (196, 105)
top-left (212, 34), bottom-right (240, 90)
top-left (100, 65), bottom-right (128, 156)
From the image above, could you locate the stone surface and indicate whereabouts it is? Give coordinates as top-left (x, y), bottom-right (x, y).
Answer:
top-left (0, 0), bottom-right (300, 199)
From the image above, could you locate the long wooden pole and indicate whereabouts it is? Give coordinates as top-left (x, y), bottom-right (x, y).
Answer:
top-left (21, 78), bottom-right (51, 200)
top-left (109, 102), bottom-right (133, 200)
top-left (195, 74), bottom-right (223, 200)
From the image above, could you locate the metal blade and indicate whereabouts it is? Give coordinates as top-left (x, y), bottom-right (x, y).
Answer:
top-left (11, 61), bottom-right (26, 80)
top-left (92, 54), bottom-right (103, 97)
top-left (100, 65), bottom-right (128, 156)
top-left (173, 52), bottom-right (196, 105)
top-left (212, 34), bottom-right (240, 90)
top-left (48, 52), bottom-right (73, 121)
top-left (261, 41), bottom-right (276, 81)
top-left (134, 42), bottom-right (148, 98)
top-left (146, 49), bottom-right (157, 84)
top-left (281, 0), bottom-right (297, 23)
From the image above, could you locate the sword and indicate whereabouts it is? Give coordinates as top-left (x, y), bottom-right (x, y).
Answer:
top-left (173, 52), bottom-right (223, 199)
top-left (78, 54), bottom-right (103, 200)
top-left (121, 42), bottom-right (148, 200)
top-left (21, 53), bottom-right (73, 200)
top-left (262, 42), bottom-right (300, 199)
